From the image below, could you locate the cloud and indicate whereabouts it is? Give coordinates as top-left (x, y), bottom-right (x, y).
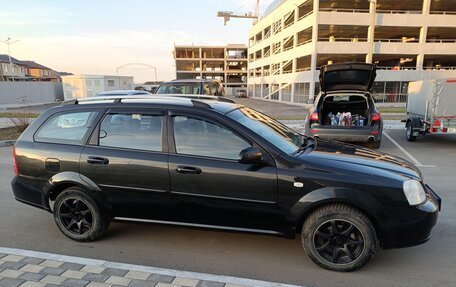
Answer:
top-left (0, 7), bottom-right (74, 27)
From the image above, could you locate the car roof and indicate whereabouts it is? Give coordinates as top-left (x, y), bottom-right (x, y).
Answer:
top-left (97, 90), bottom-right (151, 96)
top-left (167, 79), bottom-right (213, 83)
top-left (62, 95), bottom-right (240, 114)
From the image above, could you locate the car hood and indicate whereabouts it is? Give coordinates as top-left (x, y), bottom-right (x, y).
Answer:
top-left (301, 139), bottom-right (422, 180)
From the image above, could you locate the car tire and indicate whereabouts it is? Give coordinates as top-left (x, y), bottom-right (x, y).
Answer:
top-left (53, 187), bottom-right (110, 242)
top-left (406, 123), bottom-right (417, 142)
top-left (301, 204), bottom-right (378, 272)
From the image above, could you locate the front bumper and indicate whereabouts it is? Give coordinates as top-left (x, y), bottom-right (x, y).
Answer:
top-left (382, 184), bottom-right (440, 249)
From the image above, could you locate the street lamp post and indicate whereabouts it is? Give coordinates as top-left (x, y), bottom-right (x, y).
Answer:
top-left (0, 37), bottom-right (20, 82)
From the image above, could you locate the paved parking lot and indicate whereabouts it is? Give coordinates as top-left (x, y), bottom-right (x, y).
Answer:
top-left (1, 127), bottom-right (455, 287)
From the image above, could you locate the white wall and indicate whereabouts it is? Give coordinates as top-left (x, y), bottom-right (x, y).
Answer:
top-left (0, 82), bottom-right (63, 105)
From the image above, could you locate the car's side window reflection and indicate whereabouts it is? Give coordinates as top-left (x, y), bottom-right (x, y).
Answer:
top-left (173, 116), bottom-right (251, 160)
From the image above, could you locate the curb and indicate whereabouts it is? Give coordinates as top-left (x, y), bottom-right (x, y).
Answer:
top-left (0, 140), bottom-right (15, 147)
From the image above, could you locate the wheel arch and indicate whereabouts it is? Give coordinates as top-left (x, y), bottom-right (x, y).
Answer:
top-left (42, 172), bottom-right (111, 212)
top-left (291, 187), bottom-right (384, 245)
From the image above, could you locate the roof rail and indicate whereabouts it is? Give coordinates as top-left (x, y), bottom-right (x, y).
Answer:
top-left (62, 94), bottom-right (235, 105)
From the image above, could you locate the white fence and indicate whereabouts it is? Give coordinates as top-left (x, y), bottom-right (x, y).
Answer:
top-left (0, 82), bottom-right (64, 105)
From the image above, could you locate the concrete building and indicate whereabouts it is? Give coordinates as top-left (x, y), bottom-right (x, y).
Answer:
top-left (247, 0), bottom-right (456, 105)
top-left (62, 74), bottom-right (134, 100)
top-left (174, 44), bottom-right (248, 92)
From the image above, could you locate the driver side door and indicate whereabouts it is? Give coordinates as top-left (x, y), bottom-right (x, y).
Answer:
top-left (168, 111), bottom-right (279, 231)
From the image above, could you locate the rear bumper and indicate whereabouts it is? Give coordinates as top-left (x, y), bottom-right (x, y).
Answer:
top-left (382, 185), bottom-right (440, 249)
top-left (11, 176), bottom-right (49, 211)
top-left (306, 126), bottom-right (382, 143)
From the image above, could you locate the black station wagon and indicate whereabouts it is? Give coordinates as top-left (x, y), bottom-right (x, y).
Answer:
top-left (12, 95), bottom-right (440, 271)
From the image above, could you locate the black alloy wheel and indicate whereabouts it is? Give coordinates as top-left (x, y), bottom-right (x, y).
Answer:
top-left (313, 219), bottom-right (365, 264)
top-left (302, 204), bottom-right (377, 272)
top-left (58, 197), bottom-right (93, 235)
top-left (53, 187), bottom-right (110, 242)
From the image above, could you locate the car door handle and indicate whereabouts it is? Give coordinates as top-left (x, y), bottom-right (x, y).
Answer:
top-left (87, 156), bottom-right (109, 165)
top-left (176, 166), bottom-right (202, 175)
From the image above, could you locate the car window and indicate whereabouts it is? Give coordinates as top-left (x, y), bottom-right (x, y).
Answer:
top-left (99, 113), bottom-right (163, 151)
top-left (209, 83), bottom-right (217, 95)
top-left (35, 111), bottom-right (99, 144)
top-left (156, 83), bottom-right (201, 94)
top-left (203, 84), bottom-right (212, 95)
top-left (173, 116), bottom-right (251, 160)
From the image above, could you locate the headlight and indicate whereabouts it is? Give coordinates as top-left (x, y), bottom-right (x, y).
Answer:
top-left (403, 180), bottom-right (427, 206)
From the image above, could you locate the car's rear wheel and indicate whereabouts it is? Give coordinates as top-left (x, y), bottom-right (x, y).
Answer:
top-left (301, 204), bottom-right (378, 272)
top-left (53, 187), bottom-right (110, 242)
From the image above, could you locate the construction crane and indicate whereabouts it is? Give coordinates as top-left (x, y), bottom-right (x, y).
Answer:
top-left (217, 0), bottom-right (260, 26)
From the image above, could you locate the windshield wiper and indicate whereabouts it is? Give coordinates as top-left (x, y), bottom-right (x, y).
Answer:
top-left (292, 136), bottom-right (315, 155)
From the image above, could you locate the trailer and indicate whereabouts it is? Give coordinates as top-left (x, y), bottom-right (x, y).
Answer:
top-left (405, 79), bottom-right (456, 141)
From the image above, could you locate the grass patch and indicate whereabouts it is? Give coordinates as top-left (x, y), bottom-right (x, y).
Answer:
top-left (0, 127), bottom-right (23, 141)
top-left (0, 112), bottom-right (39, 118)
top-left (378, 107), bottom-right (406, 113)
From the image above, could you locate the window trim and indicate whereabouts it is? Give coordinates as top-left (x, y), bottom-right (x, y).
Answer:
top-left (88, 108), bottom-right (168, 153)
top-left (168, 111), bottom-right (254, 161)
top-left (33, 109), bottom-right (103, 146)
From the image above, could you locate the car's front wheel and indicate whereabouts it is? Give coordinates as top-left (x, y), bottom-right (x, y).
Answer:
top-left (53, 187), bottom-right (110, 242)
top-left (301, 204), bottom-right (378, 272)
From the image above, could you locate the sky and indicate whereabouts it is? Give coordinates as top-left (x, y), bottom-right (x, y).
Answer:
top-left (0, 0), bottom-right (274, 83)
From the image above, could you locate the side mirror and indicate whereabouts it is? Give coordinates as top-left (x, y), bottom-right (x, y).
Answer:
top-left (238, 147), bottom-right (263, 164)
top-left (307, 98), bottom-right (315, 104)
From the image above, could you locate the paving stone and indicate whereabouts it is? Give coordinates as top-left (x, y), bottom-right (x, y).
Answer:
top-left (40, 267), bottom-right (66, 276)
top-left (196, 280), bottom-right (225, 287)
top-left (18, 272), bottom-right (46, 282)
top-left (0, 252), bottom-right (7, 259)
top-left (20, 257), bottom-right (44, 265)
top-left (44, 284), bottom-right (61, 287)
top-left (147, 274), bottom-right (174, 283)
top-left (61, 269), bottom-right (88, 279)
top-left (86, 283), bottom-right (112, 287)
top-left (19, 264), bottom-right (45, 273)
top-left (129, 278), bottom-right (156, 287)
top-left (40, 275), bottom-right (66, 285)
top-left (224, 284), bottom-right (249, 287)
top-left (105, 275), bottom-right (132, 286)
top-left (125, 270), bottom-right (150, 280)
top-left (0, 277), bottom-right (26, 287)
top-left (0, 269), bottom-right (25, 278)
top-left (2, 255), bottom-right (25, 262)
top-left (60, 262), bottom-right (86, 271)
top-left (62, 278), bottom-right (90, 287)
top-left (172, 277), bottom-right (199, 287)
top-left (39, 260), bottom-right (63, 268)
top-left (155, 283), bottom-right (181, 287)
top-left (102, 267), bottom-right (129, 277)
top-left (1, 261), bottom-right (27, 270)
top-left (82, 273), bottom-right (110, 283)
top-left (81, 265), bottom-right (106, 274)
top-left (18, 282), bottom-right (46, 287)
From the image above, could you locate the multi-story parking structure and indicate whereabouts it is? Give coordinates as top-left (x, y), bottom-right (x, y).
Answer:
top-left (247, 0), bottom-right (456, 105)
top-left (174, 44), bottom-right (248, 92)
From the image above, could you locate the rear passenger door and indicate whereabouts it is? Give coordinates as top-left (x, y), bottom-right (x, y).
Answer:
top-left (80, 108), bottom-right (171, 220)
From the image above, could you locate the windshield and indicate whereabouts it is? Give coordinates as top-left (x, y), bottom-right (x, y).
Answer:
top-left (156, 83), bottom-right (201, 94)
top-left (227, 107), bottom-right (306, 155)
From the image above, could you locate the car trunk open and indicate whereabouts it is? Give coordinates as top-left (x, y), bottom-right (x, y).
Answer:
top-left (319, 62), bottom-right (376, 92)
top-left (319, 95), bottom-right (370, 127)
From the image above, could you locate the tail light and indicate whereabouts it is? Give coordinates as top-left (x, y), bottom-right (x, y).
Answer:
top-left (13, 147), bottom-right (18, 176)
top-left (442, 127), bottom-right (448, 132)
top-left (371, 113), bottom-right (381, 122)
top-left (309, 112), bottom-right (319, 122)
top-left (433, 120), bottom-right (441, 127)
